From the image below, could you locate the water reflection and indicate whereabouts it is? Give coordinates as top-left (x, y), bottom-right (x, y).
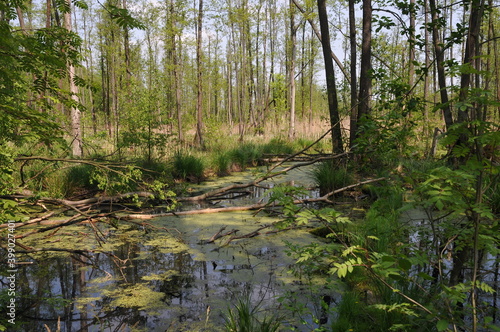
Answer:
top-left (1, 214), bottom-right (327, 331)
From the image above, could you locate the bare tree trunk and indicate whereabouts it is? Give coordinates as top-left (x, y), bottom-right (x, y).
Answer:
top-left (195, 0), bottom-right (204, 147)
top-left (174, 35), bottom-right (184, 143)
top-left (429, 0), bottom-right (453, 130)
top-left (457, 0), bottom-right (485, 123)
top-left (356, 0), bottom-right (372, 135)
top-left (65, 0), bottom-right (82, 157)
top-left (288, 0), bottom-right (297, 139)
top-left (348, 0), bottom-right (358, 148)
top-left (317, 0), bottom-right (343, 153)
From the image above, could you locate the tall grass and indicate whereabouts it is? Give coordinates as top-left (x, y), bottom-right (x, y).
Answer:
top-left (212, 151), bottom-right (233, 176)
top-left (330, 291), bottom-right (371, 331)
top-left (230, 143), bottom-right (263, 170)
top-left (171, 152), bottom-right (205, 183)
top-left (261, 138), bottom-right (296, 155)
top-left (311, 161), bottom-right (354, 196)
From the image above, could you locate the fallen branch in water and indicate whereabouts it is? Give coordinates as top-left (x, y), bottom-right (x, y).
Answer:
top-left (221, 225), bottom-right (271, 246)
top-left (1, 191), bottom-right (157, 208)
top-left (199, 226), bottom-right (239, 244)
top-left (126, 177), bottom-right (386, 220)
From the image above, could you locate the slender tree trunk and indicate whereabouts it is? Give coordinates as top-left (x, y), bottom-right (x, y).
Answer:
top-left (288, 0), bottom-right (297, 139)
top-left (195, 0), bottom-right (204, 147)
top-left (356, 0), bottom-right (372, 135)
top-left (64, 0), bottom-right (82, 157)
top-left (348, 0), bottom-right (358, 148)
top-left (423, 0), bottom-right (431, 152)
top-left (317, 0), bottom-right (343, 153)
top-left (174, 35), bottom-right (184, 143)
top-left (429, 0), bottom-right (453, 130)
top-left (408, 0), bottom-right (416, 89)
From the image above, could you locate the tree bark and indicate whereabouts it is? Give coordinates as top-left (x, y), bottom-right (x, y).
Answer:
top-left (348, 0), bottom-right (358, 148)
top-left (356, 0), bottom-right (372, 135)
top-left (195, 0), bottom-right (204, 147)
top-left (429, 0), bottom-right (453, 130)
top-left (317, 0), bottom-right (343, 154)
top-left (288, 0), bottom-right (297, 139)
top-left (64, 0), bottom-right (83, 157)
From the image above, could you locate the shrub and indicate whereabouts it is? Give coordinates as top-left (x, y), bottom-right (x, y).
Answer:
top-left (63, 164), bottom-right (98, 197)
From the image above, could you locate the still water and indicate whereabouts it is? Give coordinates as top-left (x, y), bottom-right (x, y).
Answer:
top-left (2, 166), bottom-right (331, 331)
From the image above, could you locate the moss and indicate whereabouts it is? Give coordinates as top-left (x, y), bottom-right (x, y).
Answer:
top-left (102, 283), bottom-right (165, 312)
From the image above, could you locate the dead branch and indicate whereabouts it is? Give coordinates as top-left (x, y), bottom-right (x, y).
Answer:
top-left (126, 203), bottom-right (272, 219)
top-left (221, 225), bottom-right (271, 246)
top-left (1, 191), bottom-right (157, 208)
top-left (15, 214), bottom-right (84, 239)
top-left (0, 211), bottom-right (58, 229)
top-left (199, 226), bottom-right (239, 244)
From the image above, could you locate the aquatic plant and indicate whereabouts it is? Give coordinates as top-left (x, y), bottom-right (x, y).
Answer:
top-left (223, 297), bottom-right (281, 332)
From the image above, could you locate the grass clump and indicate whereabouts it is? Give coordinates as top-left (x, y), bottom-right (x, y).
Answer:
top-left (261, 138), bottom-right (296, 155)
top-left (171, 152), bottom-right (205, 183)
top-left (224, 297), bottom-right (281, 332)
top-left (212, 151), bottom-right (233, 176)
top-left (312, 161), bottom-right (354, 196)
top-left (230, 143), bottom-right (263, 170)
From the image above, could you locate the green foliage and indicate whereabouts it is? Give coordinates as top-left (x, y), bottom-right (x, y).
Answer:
top-left (330, 291), bottom-right (371, 331)
top-left (485, 174), bottom-right (500, 214)
top-left (64, 164), bottom-right (99, 196)
top-left (89, 164), bottom-right (143, 195)
top-left (105, 4), bottom-right (146, 29)
top-left (171, 152), bottom-right (205, 183)
top-left (267, 185), bottom-right (311, 228)
top-left (415, 166), bottom-right (476, 212)
top-left (0, 147), bottom-right (14, 196)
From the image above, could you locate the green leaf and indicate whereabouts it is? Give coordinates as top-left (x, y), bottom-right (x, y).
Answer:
top-left (417, 272), bottom-right (435, 281)
top-left (436, 319), bottom-right (449, 331)
top-left (435, 199), bottom-right (444, 210)
top-left (398, 258), bottom-right (412, 271)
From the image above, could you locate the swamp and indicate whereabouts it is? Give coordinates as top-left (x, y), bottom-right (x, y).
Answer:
top-left (1, 0), bottom-right (500, 330)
